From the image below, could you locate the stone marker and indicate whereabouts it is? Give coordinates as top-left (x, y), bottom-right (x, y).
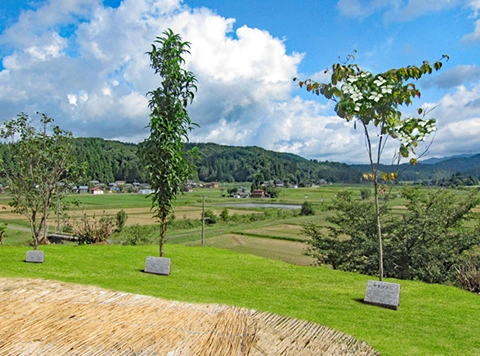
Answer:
top-left (364, 280), bottom-right (400, 310)
top-left (144, 256), bottom-right (171, 276)
top-left (26, 250), bottom-right (44, 263)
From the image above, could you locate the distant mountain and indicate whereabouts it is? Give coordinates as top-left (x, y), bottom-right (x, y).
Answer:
top-left (350, 153), bottom-right (480, 181)
top-left (419, 153), bottom-right (477, 165)
top-left (184, 142), bottom-right (362, 184)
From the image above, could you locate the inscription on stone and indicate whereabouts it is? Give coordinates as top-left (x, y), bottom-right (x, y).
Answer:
top-left (144, 256), bottom-right (171, 276)
top-left (364, 280), bottom-right (400, 310)
top-left (26, 250), bottom-right (44, 263)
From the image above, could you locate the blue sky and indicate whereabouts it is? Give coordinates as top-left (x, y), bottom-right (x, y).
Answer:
top-left (1, 0), bottom-right (479, 164)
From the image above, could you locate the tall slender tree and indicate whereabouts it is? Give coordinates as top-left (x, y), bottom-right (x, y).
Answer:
top-left (138, 29), bottom-right (198, 257)
top-left (295, 55), bottom-right (448, 280)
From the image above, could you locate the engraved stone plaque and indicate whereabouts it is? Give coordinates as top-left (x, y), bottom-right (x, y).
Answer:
top-left (144, 256), bottom-right (171, 276)
top-left (26, 250), bottom-right (44, 263)
top-left (364, 280), bottom-right (400, 310)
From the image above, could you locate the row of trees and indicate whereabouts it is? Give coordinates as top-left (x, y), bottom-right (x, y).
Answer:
top-left (0, 138), bottom-right (364, 186)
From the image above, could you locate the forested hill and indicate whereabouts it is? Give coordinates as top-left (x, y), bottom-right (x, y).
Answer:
top-left (183, 142), bottom-right (362, 184)
top-left (0, 137), bottom-right (362, 184)
top-left (75, 139), bottom-right (363, 184)
top-left (351, 153), bottom-right (480, 183)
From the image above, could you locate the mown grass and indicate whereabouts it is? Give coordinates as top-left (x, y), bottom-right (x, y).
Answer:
top-left (0, 244), bottom-right (479, 356)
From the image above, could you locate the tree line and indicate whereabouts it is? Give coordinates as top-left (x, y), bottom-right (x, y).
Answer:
top-left (1, 138), bottom-right (363, 185)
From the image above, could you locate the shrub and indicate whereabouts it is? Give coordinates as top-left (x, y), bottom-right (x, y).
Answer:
top-left (455, 261), bottom-right (480, 294)
top-left (300, 201), bottom-right (315, 216)
top-left (120, 224), bottom-right (156, 245)
top-left (204, 210), bottom-right (217, 225)
top-left (360, 188), bottom-right (371, 200)
top-left (220, 208), bottom-right (229, 222)
top-left (72, 213), bottom-right (117, 244)
top-left (115, 209), bottom-right (128, 232)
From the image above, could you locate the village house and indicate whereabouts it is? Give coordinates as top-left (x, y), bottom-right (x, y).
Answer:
top-left (250, 189), bottom-right (270, 198)
top-left (91, 187), bottom-right (104, 195)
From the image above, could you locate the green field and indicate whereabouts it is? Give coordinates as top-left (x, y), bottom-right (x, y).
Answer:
top-left (1, 244), bottom-right (479, 356)
top-left (1, 185), bottom-right (480, 355)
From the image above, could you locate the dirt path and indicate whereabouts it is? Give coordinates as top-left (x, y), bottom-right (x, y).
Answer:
top-left (0, 278), bottom-right (378, 355)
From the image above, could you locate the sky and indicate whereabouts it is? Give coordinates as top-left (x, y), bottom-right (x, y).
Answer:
top-left (0, 0), bottom-right (479, 164)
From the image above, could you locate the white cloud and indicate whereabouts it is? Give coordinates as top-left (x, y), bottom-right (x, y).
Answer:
top-left (423, 65), bottom-right (480, 88)
top-left (463, 18), bottom-right (480, 42)
top-left (422, 83), bottom-right (480, 156)
top-left (0, 0), bottom-right (479, 165)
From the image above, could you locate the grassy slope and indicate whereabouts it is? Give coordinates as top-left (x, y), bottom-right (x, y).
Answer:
top-left (1, 244), bottom-right (479, 356)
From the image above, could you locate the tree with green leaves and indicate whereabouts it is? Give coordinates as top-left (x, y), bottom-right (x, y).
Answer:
top-left (296, 54), bottom-right (448, 280)
top-left (0, 113), bottom-right (80, 249)
top-left (304, 187), bottom-right (480, 285)
top-left (138, 29), bottom-right (197, 257)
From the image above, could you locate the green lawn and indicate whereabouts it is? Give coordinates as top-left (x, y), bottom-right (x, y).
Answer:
top-left (1, 244), bottom-right (479, 356)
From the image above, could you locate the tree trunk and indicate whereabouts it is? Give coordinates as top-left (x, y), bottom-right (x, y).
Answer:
top-left (159, 214), bottom-right (167, 257)
top-left (373, 179), bottom-right (384, 281)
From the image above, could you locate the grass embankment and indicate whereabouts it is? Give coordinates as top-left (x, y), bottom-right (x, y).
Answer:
top-left (1, 244), bottom-right (479, 356)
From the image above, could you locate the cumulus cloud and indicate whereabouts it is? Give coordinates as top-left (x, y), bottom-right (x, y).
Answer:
top-left (422, 83), bottom-right (480, 157)
top-left (423, 65), bottom-right (480, 89)
top-left (0, 0), bottom-right (479, 165)
top-left (0, 0), bottom-right (301, 144)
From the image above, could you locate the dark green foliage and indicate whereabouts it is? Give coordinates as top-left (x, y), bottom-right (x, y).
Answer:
top-left (203, 209), bottom-right (217, 225)
top-left (72, 138), bottom-right (144, 183)
top-left (250, 179), bottom-right (258, 192)
top-left (360, 188), bottom-right (371, 200)
top-left (227, 188), bottom-right (237, 196)
top-left (185, 142), bottom-right (362, 184)
top-left (220, 208), bottom-right (229, 222)
top-left (138, 29), bottom-right (197, 257)
top-left (115, 210), bottom-right (128, 232)
top-left (305, 188), bottom-right (480, 284)
top-left (1, 139), bottom-right (364, 185)
top-left (300, 201), bottom-right (315, 216)
top-left (264, 182), bottom-right (279, 198)
top-left (119, 224), bottom-right (156, 245)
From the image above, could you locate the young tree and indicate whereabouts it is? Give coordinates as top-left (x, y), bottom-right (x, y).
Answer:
top-left (296, 55), bottom-right (448, 280)
top-left (0, 113), bottom-right (79, 249)
top-left (138, 29), bottom-right (197, 257)
top-left (304, 187), bottom-right (480, 284)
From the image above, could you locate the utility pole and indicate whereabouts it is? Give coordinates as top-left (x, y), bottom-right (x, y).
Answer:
top-left (201, 196), bottom-right (205, 246)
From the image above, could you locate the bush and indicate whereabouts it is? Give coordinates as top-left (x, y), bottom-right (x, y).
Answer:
top-left (115, 209), bottom-right (128, 232)
top-left (72, 213), bottom-right (117, 244)
top-left (204, 210), bottom-right (217, 225)
top-left (360, 188), bottom-right (371, 200)
top-left (455, 262), bottom-right (480, 294)
top-left (120, 224), bottom-right (155, 245)
top-left (220, 208), bottom-right (229, 222)
top-left (300, 201), bottom-right (315, 216)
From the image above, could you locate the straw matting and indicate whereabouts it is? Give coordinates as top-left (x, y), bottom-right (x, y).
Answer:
top-left (0, 278), bottom-right (378, 355)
